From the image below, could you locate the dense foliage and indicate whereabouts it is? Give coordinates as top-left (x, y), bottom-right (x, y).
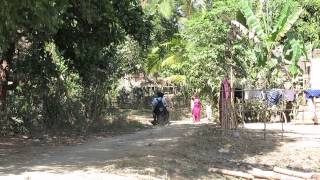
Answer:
top-left (1, 0), bottom-right (319, 134)
top-left (146, 0), bottom-right (320, 96)
top-left (0, 0), bottom-right (151, 134)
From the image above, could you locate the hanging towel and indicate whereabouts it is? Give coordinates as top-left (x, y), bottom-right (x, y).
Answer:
top-left (222, 78), bottom-right (231, 99)
top-left (304, 90), bottom-right (320, 100)
top-left (266, 89), bottom-right (282, 106)
top-left (283, 90), bottom-right (295, 102)
top-left (245, 90), bottom-right (264, 100)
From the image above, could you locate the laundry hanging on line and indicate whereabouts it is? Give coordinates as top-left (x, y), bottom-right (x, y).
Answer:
top-left (266, 89), bottom-right (283, 106)
top-left (304, 90), bottom-right (320, 100)
top-left (244, 90), bottom-right (265, 100)
top-left (283, 90), bottom-right (296, 102)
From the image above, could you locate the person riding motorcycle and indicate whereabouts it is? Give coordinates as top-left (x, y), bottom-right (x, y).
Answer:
top-left (151, 92), bottom-right (169, 125)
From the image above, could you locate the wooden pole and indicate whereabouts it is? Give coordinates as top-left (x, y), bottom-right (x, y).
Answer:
top-left (242, 85), bottom-right (245, 127)
top-left (230, 67), bottom-right (237, 129)
top-left (273, 166), bottom-right (313, 179)
top-left (209, 167), bottom-right (254, 179)
top-left (230, 67), bottom-right (234, 105)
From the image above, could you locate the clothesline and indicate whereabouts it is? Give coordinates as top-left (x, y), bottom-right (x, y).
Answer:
top-left (219, 89), bottom-right (320, 102)
top-left (218, 77), bottom-right (320, 128)
top-left (230, 89), bottom-right (319, 92)
top-left (239, 109), bottom-right (320, 112)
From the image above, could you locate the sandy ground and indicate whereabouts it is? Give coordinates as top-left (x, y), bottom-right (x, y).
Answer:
top-left (0, 119), bottom-right (320, 180)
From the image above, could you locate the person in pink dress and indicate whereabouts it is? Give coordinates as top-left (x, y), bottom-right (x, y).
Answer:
top-left (191, 96), bottom-right (195, 121)
top-left (192, 95), bottom-right (202, 122)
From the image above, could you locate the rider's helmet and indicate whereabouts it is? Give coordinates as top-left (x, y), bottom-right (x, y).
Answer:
top-left (157, 92), bottom-right (164, 98)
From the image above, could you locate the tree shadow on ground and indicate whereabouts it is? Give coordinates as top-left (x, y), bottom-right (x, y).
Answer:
top-left (0, 122), bottom-right (319, 179)
top-left (108, 124), bottom-right (301, 179)
top-left (0, 109), bottom-right (152, 172)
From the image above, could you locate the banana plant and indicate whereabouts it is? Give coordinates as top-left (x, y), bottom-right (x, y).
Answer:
top-left (238, 0), bottom-right (304, 70)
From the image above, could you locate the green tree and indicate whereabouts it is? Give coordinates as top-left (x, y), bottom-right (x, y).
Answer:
top-left (0, 0), bottom-right (151, 133)
top-left (144, 0), bottom-right (249, 99)
top-left (295, 0), bottom-right (320, 48)
top-left (238, 0), bottom-right (304, 80)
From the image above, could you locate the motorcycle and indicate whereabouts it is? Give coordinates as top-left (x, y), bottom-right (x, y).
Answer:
top-left (152, 107), bottom-right (169, 126)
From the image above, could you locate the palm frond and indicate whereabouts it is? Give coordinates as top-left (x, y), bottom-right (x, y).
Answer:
top-left (146, 46), bottom-right (162, 74)
top-left (147, 57), bottom-right (162, 74)
top-left (164, 75), bottom-right (186, 84)
top-left (159, 0), bottom-right (175, 19)
top-left (161, 55), bottom-right (183, 67)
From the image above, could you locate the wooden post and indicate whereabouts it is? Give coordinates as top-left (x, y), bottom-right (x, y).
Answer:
top-left (281, 101), bottom-right (284, 139)
top-left (273, 166), bottom-right (314, 179)
top-left (241, 85), bottom-right (245, 127)
top-left (229, 67), bottom-right (237, 129)
top-left (209, 167), bottom-right (254, 179)
top-left (264, 100), bottom-right (267, 140)
top-left (310, 49), bottom-right (320, 124)
top-left (230, 67), bottom-right (234, 106)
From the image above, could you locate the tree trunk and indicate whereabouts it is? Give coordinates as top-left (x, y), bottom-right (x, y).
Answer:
top-left (0, 43), bottom-right (17, 129)
top-left (0, 42), bottom-right (16, 105)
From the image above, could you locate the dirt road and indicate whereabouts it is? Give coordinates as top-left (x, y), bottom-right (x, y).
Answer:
top-left (0, 120), bottom-right (211, 180)
top-left (1, 120), bottom-right (320, 180)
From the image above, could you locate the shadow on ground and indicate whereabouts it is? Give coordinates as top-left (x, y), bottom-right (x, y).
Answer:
top-left (1, 121), bottom-right (319, 179)
top-left (108, 124), bottom-right (299, 179)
